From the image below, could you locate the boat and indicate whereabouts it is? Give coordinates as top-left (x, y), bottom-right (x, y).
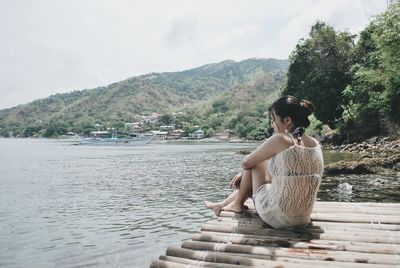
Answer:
top-left (76, 131), bottom-right (151, 146)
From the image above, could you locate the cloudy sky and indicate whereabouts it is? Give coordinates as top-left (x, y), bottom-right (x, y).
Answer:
top-left (0, 0), bottom-right (388, 109)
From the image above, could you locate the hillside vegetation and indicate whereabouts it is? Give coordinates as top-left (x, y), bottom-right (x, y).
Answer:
top-left (284, 2), bottom-right (400, 142)
top-left (2, 2), bottom-right (398, 142)
top-left (0, 58), bottom-right (288, 138)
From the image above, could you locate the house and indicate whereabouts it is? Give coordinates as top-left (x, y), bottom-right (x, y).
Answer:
top-left (189, 129), bottom-right (204, 139)
top-left (167, 129), bottom-right (185, 139)
top-left (125, 122), bottom-right (142, 132)
top-left (94, 123), bottom-right (103, 130)
top-left (160, 125), bottom-right (175, 132)
top-left (148, 130), bottom-right (168, 139)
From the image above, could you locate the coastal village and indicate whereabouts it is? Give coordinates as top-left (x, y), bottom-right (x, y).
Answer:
top-left (83, 112), bottom-right (233, 142)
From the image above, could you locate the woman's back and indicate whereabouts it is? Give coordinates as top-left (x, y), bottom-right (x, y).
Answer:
top-left (255, 135), bottom-right (324, 229)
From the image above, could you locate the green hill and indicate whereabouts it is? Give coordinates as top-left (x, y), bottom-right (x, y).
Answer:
top-left (0, 58), bottom-right (288, 137)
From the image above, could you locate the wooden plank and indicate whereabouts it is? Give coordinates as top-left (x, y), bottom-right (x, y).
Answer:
top-left (151, 201), bottom-right (400, 267)
top-left (215, 217), bottom-right (400, 231)
top-left (206, 220), bottom-right (400, 236)
top-left (311, 213), bottom-right (400, 224)
top-left (219, 210), bottom-right (400, 224)
top-left (160, 256), bottom-right (255, 268)
top-left (201, 223), bottom-right (400, 244)
top-left (311, 221), bottom-right (400, 231)
top-left (200, 231), bottom-right (303, 243)
top-left (315, 202), bottom-right (400, 208)
top-left (181, 241), bottom-right (400, 265)
top-left (311, 207), bottom-right (400, 215)
top-left (206, 220), bottom-right (400, 238)
top-left (201, 223), bottom-right (310, 239)
top-left (151, 259), bottom-right (202, 268)
top-left (244, 200), bottom-right (400, 212)
top-left (166, 246), bottom-right (394, 267)
top-left (193, 232), bottom-right (400, 255)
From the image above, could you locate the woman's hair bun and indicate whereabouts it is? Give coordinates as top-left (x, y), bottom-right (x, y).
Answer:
top-left (300, 99), bottom-right (314, 116)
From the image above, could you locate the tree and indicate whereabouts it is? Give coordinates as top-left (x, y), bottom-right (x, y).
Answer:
top-left (158, 114), bottom-right (173, 125)
top-left (211, 97), bottom-right (229, 113)
top-left (340, 2), bottom-right (400, 139)
top-left (373, 1), bottom-right (400, 124)
top-left (283, 22), bottom-right (355, 127)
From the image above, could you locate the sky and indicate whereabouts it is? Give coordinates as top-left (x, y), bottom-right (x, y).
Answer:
top-left (0, 0), bottom-right (388, 109)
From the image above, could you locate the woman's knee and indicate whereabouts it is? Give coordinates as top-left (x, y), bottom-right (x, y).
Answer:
top-left (252, 160), bottom-right (272, 183)
top-left (253, 160), bottom-right (269, 172)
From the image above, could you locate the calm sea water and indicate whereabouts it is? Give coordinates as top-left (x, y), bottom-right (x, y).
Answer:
top-left (0, 138), bottom-right (399, 268)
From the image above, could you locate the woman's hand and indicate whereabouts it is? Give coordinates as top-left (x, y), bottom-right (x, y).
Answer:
top-left (229, 172), bottom-right (242, 189)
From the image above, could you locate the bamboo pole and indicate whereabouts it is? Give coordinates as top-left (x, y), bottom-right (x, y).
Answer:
top-left (192, 232), bottom-right (400, 255)
top-left (151, 259), bottom-right (202, 268)
top-left (215, 216), bottom-right (400, 233)
top-left (211, 218), bottom-right (392, 233)
top-left (181, 241), bottom-right (400, 265)
top-left (315, 202), bottom-right (400, 208)
top-left (219, 210), bottom-right (400, 224)
top-left (219, 210), bottom-right (257, 218)
top-left (310, 213), bottom-right (400, 224)
top-left (201, 223), bottom-right (310, 239)
top-left (206, 220), bottom-right (400, 238)
top-left (160, 255), bottom-right (255, 268)
top-left (166, 246), bottom-right (394, 267)
top-left (215, 217), bottom-right (265, 225)
top-left (311, 221), bottom-right (400, 231)
top-left (311, 207), bottom-right (400, 215)
top-left (207, 220), bottom-right (266, 229)
top-left (202, 222), bottom-right (400, 242)
top-left (245, 200), bottom-right (400, 212)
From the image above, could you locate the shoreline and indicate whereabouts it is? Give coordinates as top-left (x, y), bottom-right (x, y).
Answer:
top-left (324, 136), bottom-right (400, 157)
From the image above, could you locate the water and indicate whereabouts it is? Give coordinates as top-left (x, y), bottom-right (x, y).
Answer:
top-left (0, 139), bottom-right (399, 268)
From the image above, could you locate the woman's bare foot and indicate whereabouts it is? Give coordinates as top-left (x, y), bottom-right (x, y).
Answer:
top-left (204, 201), bottom-right (223, 216)
top-left (221, 202), bottom-right (244, 214)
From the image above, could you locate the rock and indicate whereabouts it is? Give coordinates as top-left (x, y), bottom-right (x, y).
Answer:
top-left (337, 183), bottom-right (353, 192)
top-left (325, 154), bottom-right (400, 175)
top-left (236, 150), bottom-right (251, 155)
top-left (371, 178), bottom-right (387, 186)
top-left (368, 136), bottom-right (379, 144)
top-left (394, 162), bottom-right (400, 172)
top-left (323, 130), bottom-right (344, 145)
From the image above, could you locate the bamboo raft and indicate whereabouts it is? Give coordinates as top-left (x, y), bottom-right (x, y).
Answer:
top-left (151, 201), bottom-right (400, 267)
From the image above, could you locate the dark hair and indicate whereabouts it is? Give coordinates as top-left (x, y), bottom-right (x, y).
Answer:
top-left (268, 95), bottom-right (314, 129)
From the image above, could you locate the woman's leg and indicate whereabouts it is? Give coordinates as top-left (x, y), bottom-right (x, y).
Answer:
top-left (222, 160), bottom-right (270, 213)
top-left (221, 169), bottom-right (253, 213)
top-left (205, 190), bottom-right (239, 216)
top-left (251, 160), bottom-right (271, 194)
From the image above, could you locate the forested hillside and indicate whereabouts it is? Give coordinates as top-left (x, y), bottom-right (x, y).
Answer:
top-left (0, 58), bottom-right (288, 137)
top-left (2, 2), bottom-right (398, 142)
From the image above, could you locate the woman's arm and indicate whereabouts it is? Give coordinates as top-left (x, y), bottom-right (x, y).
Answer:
top-left (241, 134), bottom-right (287, 169)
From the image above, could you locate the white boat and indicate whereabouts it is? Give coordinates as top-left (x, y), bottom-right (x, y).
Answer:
top-left (76, 131), bottom-right (151, 146)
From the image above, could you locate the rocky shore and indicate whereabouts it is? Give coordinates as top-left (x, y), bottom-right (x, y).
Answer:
top-left (326, 136), bottom-right (400, 157)
top-left (236, 136), bottom-right (400, 175)
top-left (324, 136), bottom-right (400, 175)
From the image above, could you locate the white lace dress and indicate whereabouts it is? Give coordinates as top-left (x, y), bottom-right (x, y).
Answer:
top-left (254, 137), bottom-right (324, 229)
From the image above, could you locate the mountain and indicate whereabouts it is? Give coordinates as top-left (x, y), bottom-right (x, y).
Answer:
top-left (0, 58), bottom-right (288, 137)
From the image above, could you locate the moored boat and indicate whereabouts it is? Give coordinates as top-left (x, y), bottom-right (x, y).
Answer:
top-left (76, 131), bottom-right (151, 146)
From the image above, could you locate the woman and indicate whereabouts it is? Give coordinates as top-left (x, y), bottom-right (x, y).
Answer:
top-left (205, 95), bottom-right (324, 229)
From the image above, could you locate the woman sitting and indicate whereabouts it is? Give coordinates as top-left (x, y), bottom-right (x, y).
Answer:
top-left (205, 95), bottom-right (324, 229)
